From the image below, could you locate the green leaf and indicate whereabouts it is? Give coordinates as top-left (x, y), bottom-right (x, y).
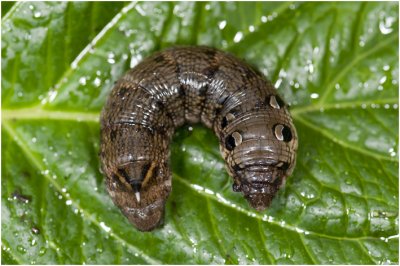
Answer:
top-left (2, 1), bottom-right (398, 264)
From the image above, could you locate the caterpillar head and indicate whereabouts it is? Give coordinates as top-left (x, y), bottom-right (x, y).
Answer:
top-left (220, 110), bottom-right (298, 211)
top-left (231, 165), bottom-right (288, 211)
top-left (106, 161), bottom-right (171, 231)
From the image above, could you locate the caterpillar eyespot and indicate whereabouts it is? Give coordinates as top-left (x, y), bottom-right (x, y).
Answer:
top-left (100, 46), bottom-right (298, 231)
top-left (273, 124), bottom-right (293, 142)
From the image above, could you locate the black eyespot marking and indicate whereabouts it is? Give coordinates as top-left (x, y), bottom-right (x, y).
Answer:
top-left (282, 126), bottom-right (292, 142)
top-left (273, 124), bottom-right (292, 142)
top-left (220, 113), bottom-right (235, 129)
top-left (277, 162), bottom-right (290, 170)
top-left (275, 95), bottom-right (285, 108)
top-left (225, 134), bottom-right (236, 151)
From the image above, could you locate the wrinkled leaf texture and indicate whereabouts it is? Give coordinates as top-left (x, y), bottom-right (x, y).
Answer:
top-left (1, 1), bottom-right (399, 264)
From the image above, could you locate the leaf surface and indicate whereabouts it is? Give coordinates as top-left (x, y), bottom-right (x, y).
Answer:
top-left (2, 2), bottom-right (398, 264)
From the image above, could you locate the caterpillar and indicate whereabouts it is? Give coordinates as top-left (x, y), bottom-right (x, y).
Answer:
top-left (100, 46), bottom-right (298, 231)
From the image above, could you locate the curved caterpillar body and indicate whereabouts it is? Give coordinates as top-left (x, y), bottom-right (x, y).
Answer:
top-left (100, 46), bottom-right (298, 231)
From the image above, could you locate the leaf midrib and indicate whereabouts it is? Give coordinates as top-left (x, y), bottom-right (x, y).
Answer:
top-left (2, 96), bottom-right (398, 163)
top-left (2, 96), bottom-right (397, 120)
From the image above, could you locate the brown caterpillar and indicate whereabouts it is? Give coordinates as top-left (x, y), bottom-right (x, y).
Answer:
top-left (100, 46), bottom-right (298, 231)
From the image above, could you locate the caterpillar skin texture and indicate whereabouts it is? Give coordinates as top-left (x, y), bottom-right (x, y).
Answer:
top-left (100, 46), bottom-right (298, 231)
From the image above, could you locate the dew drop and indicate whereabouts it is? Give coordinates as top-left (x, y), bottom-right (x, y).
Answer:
top-left (99, 222), bottom-right (111, 233)
top-left (93, 77), bottom-right (102, 87)
top-left (233, 31), bottom-right (243, 43)
top-left (17, 245), bottom-right (27, 254)
top-left (79, 77), bottom-right (87, 85)
top-left (305, 60), bottom-right (314, 74)
top-left (261, 16), bottom-right (267, 23)
top-left (388, 148), bottom-right (396, 157)
top-left (379, 16), bottom-right (395, 35)
top-left (48, 89), bottom-right (58, 102)
top-left (39, 247), bottom-right (47, 256)
top-left (33, 11), bottom-right (42, 18)
top-left (218, 20), bottom-right (226, 30)
top-left (274, 78), bottom-right (282, 88)
top-left (70, 61), bottom-right (78, 69)
top-left (107, 53), bottom-right (116, 64)
top-left (134, 4), bottom-right (146, 16)
top-left (41, 169), bottom-right (49, 175)
top-left (310, 93), bottom-right (319, 99)
top-left (31, 227), bottom-right (40, 235)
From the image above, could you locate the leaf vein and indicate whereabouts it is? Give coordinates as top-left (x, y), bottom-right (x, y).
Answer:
top-left (299, 234), bottom-right (318, 264)
top-left (295, 115), bottom-right (397, 162)
top-left (317, 33), bottom-right (398, 105)
top-left (173, 174), bottom-right (394, 242)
